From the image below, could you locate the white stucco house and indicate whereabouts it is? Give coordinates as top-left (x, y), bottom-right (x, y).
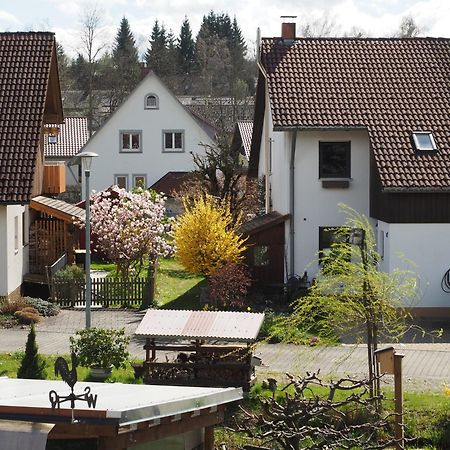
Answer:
top-left (249, 22), bottom-right (450, 315)
top-left (0, 32), bottom-right (63, 299)
top-left (80, 71), bottom-right (216, 196)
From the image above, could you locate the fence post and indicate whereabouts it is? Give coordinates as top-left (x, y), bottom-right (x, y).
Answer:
top-left (142, 269), bottom-right (155, 310)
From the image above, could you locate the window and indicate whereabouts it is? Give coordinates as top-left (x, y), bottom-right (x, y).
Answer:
top-left (48, 134), bottom-right (57, 144)
top-left (133, 174), bottom-right (147, 189)
top-left (114, 175), bottom-right (128, 190)
top-left (319, 226), bottom-right (350, 262)
top-left (254, 246), bottom-right (270, 266)
top-left (14, 216), bottom-right (19, 252)
top-left (319, 141), bottom-right (351, 179)
top-left (378, 230), bottom-right (385, 260)
top-left (412, 131), bottom-right (437, 151)
top-left (163, 130), bottom-right (184, 152)
top-left (120, 131), bottom-right (142, 152)
top-left (144, 93), bottom-right (159, 109)
top-left (22, 211), bottom-right (28, 246)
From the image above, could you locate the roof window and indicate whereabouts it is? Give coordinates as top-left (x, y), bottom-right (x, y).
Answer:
top-left (412, 132), bottom-right (437, 151)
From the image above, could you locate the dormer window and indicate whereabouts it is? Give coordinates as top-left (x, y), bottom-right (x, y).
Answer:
top-left (48, 134), bottom-right (57, 144)
top-left (412, 131), bottom-right (437, 151)
top-left (145, 93), bottom-right (159, 109)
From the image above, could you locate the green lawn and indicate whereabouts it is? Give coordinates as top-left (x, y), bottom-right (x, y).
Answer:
top-left (91, 258), bottom-right (204, 310)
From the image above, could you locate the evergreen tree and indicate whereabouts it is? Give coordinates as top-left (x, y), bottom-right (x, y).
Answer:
top-left (17, 324), bottom-right (46, 380)
top-left (145, 20), bottom-right (167, 74)
top-left (56, 41), bottom-right (72, 92)
top-left (177, 16), bottom-right (195, 76)
top-left (111, 17), bottom-right (141, 105)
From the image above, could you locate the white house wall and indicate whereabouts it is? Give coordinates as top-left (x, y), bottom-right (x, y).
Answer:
top-left (82, 75), bottom-right (215, 195)
top-left (265, 128), bottom-right (370, 279)
top-left (0, 205), bottom-right (27, 297)
top-left (378, 221), bottom-right (450, 308)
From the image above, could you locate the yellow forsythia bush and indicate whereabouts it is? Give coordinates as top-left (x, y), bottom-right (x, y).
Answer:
top-left (173, 195), bottom-right (247, 276)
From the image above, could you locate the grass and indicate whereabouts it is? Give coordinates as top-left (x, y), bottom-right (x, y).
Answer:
top-left (91, 257), bottom-right (204, 310)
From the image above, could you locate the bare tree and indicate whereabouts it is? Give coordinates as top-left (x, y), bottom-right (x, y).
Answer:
top-left (300, 14), bottom-right (339, 37)
top-left (78, 5), bottom-right (107, 134)
top-left (396, 15), bottom-right (423, 38)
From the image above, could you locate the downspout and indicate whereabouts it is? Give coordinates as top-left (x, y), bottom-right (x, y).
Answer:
top-left (289, 130), bottom-right (297, 277)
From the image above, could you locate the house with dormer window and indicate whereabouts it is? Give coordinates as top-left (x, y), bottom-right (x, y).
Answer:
top-left (249, 21), bottom-right (450, 315)
top-left (80, 71), bottom-right (216, 194)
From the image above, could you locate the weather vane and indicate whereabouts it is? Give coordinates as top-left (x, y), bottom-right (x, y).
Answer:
top-left (49, 352), bottom-right (98, 422)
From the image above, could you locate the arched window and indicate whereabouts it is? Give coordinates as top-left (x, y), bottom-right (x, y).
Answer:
top-left (144, 93), bottom-right (159, 109)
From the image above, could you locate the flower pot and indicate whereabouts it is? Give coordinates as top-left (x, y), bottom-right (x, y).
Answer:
top-left (90, 366), bottom-right (112, 381)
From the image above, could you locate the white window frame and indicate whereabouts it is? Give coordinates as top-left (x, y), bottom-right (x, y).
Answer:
top-left (162, 130), bottom-right (184, 153)
top-left (132, 174), bottom-right (147, 189)
top-left (48, 134), bottom-right (57, 144)
top-left (412, 131), bottom-right (437, 151)
top-left (114, 174), bottom-right (129, 190)
top-left (144, 93), bottom-right (159, 110)
top-left (14, 216), bottom-right (19, 252)
top-left (120, 130), bottom-right (142, 153)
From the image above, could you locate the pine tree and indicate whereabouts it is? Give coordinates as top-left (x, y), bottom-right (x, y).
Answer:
top-left (177, 17), bottom-right (195, 76)
top-left (17, 324), bottom-right (46, 380)
top-left (145, 20), bottom-right (167, 74)
top-left (111, 17), bottom-right (141, 105)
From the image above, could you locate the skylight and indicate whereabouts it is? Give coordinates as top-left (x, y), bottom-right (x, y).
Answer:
top-left (412, 132), bottom-right (437, 151)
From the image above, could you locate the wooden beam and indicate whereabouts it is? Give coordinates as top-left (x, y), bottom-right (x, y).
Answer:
top-left (204, 425), bottom-right (214, 450)
top-left (98, 407), bottom-right (224, 450)
top-left (48, 423), bottom-right (117, 440)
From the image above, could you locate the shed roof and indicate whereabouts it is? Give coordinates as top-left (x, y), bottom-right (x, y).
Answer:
top-left (30, 195), bottom-right (85, 222)
top-left (0, 378), bottom-right (241, 427)
top-left (256, 37), bottom-right (450, 190)
top-left (135, 309), bottom-right (265, 342)
top-left (150, 171), bottom-right (197, 196)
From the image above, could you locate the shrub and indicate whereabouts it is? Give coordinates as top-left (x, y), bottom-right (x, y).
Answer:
top-left (70, 328), bottom-right (130, 369)
top-left (17, 324), bottom-right (46, 379)
top-left (15, 307), bottom-right (40, 324)
top-left (208, 263), bottom-right (251, 310)
top-left (0, 297), bottom-right (28, 314)
top-left (54, 264), bottom-right (85, 282)
top-left (173, 195), bottom-right (247, 276)
top-left (23, 297), bottom-right (60, 317)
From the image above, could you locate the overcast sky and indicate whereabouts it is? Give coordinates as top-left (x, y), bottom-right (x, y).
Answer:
top-left (1, 0), bottom-right (449, 58)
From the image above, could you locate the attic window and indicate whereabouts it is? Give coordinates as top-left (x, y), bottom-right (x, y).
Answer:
top-left (48, 134), bottom-right (57, 144)
top-left (412, 132), bottom-right (437, 151)
top-left (145, 93), bottom-right (159, 109)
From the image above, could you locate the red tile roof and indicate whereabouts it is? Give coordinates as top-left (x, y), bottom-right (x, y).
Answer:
top-left (0, 32), bottom-right (57, 203)
top-left (259, 37), bottom-right (450, 190)
top-left (44, 117), bottom-right (89, 158)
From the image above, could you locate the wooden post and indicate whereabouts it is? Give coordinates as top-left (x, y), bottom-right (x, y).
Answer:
top-left (394, 353), bottom-right (404, 450)
top-left (204, 425), bottom-right (214, 450)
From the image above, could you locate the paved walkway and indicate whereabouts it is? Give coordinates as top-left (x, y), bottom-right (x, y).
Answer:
top-left (0, 310), bottom-right (449, 391)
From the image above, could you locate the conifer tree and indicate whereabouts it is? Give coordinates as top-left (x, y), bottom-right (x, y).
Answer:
top-left (177, 17), bottom-right (195, 76)
top-left (112, 16), bottom-right (141, 101)
top-left (17, 324), bottom-right (46, 380)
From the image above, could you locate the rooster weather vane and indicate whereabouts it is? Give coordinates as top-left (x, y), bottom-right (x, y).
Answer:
top-left (49, 352), bottom-right (98, 417)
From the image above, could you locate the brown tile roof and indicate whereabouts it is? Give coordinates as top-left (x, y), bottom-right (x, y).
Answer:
top-left (30, 195), bottom-right (85, 222)
top-left (0, 32), bottom-right (57, 203)
top-left (237, 121), bottom-right (253, 161)
top-left (259, 37), bottom-right (450, 190)
top-left (239, 211), bottom-right (289, 236)
top-left (150, 171), bottom-right (198, 197)
top-left (44, 117), bottom-right (89, 158)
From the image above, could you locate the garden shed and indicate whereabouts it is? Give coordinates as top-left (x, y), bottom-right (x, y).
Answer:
top-left (0, 377), bottom-right (242, 450)
top-left (134, 309), bottom-right (265, 390)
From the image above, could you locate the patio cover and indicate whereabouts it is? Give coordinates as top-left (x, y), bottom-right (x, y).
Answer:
top-left (135, 309), bottom-right (265, 342)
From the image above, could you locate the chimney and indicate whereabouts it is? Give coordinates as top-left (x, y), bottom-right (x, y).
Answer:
top-left (281, 16), bottom-right (297, 40)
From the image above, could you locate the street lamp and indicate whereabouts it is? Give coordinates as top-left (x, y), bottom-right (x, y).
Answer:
top-left (79, 151), bottom-right (98, 329)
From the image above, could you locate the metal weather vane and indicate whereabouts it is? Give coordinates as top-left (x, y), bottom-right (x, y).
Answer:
top-left (49, 352), bottom-right (98, 421)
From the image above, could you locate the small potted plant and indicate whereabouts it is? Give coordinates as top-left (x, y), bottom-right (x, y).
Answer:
top-left (69, 328), bottom-right (130, 380)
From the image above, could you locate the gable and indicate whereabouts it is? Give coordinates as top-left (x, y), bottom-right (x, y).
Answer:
top-left (256, 37), bottom-right (450, 190)
top-left (0, 32), bottom-right (62, 204)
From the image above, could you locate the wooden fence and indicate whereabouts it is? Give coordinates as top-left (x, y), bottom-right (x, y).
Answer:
top-left (51, 277), bottom-right (150, 308)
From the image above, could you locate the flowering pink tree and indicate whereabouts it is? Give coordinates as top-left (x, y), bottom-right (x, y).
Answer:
top-left (81, 187), bottom-right (172, 279)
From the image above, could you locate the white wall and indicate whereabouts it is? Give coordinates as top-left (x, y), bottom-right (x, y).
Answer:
top-left (82, 74), bottom-right (215, 195)
top-left (0, 205), bottom-right (28, 296)
top-left (378, 221), bottom-right (450, 308)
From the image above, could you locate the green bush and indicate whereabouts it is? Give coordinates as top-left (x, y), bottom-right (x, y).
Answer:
top-left (17, 324), bottom-right (46, 379)
top-left (54, 265), bottom-right (85, 282)
top-left (70, 328), bottom-right (130, 370)
top-left (24, 297), bottom-right (60, 317)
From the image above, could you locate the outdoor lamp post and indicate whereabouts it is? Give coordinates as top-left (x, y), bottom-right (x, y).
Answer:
top-left (79, 151), bottom-right (98, 329)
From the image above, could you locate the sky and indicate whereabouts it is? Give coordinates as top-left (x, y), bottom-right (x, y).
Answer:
top-left (1, 0), bottom-right (449, 58)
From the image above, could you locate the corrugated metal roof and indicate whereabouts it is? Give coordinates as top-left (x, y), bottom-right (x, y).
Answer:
top-left (0, 378), bottom-right (242, 426)
top-left (30, 195), bottom-right (85, 221)
top-left (135, 309), bottom-right (265, 342)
